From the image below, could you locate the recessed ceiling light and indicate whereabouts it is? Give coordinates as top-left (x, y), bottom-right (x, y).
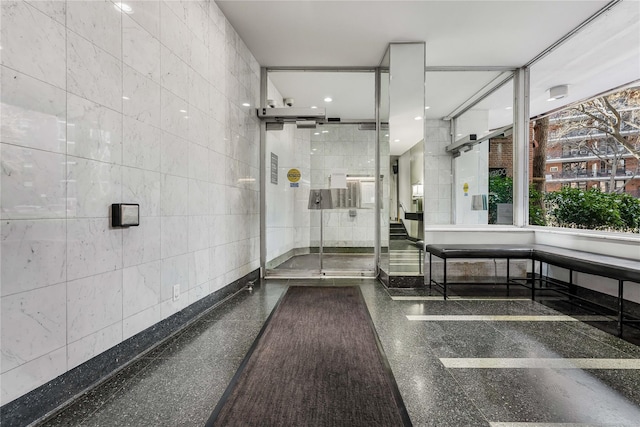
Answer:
top-left (414, 116), bottom-right (422, 120)
top-left (314, 132), bottom-right (320, 135)
top-left (122, 96), bottom-right (130, 100)
top-left (311, 106), bottom-right (317, 109)
top-left (184, 116), bottom-right (189, 119)
top-left (385, 134), bottom-right (389, 137)
top-left (505, 106), bottom-right (512, 110)
top-left (114, 2), bottom-right (133, 13)
top-left (456, 134), bottom-right (462, 137)
top-left (180, 109), bottom-right (187, 113)
top-left (394, 139), bottom-right (400, 142)
top-left (242, 103), bottom-right (250, 107)
top-left (322, 130), bottom-right (329, 134)
top-left (425, 106), bottom-right (430, 110)
top-left (324, 97), bottom-right (332, 103)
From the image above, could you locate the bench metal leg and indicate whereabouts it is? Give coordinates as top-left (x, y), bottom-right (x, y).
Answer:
top-left (531, 257), bottom-right (536, 301)
top-left (418, 249), bottom-right (422, 275)
top-left (443, 258), bottom-right (447, 300)
top-left (429, 253), bottom-right (432, 290)
top-left (506, 258), bottom-right (510, 296)
top-left (618, 279), bottom-right (624, 337)
top-left (569, 269), bottom-right (576, 301)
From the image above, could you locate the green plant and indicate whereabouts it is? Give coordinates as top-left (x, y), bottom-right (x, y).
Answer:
top-left (544, 187), bottom-right (639, 232)
top-left (488, 175), bottom-right (546, 225)
top-left (488, 175), bottom-right (513, 224)
top-left (616, 192), bottom-right (640, 231)
top-left (528, 185), bottom-right (546, 226)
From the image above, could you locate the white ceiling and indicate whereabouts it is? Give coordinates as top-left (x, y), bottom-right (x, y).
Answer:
top-left (216, 0), bottom-right (640, 152)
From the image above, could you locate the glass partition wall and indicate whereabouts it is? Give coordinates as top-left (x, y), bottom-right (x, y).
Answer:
top-left (262, 71), bottom-right (382, 277)
top-left (451, 78), bottom-right (515, 225)
top-left (259, 43), bottom-right (428, 282)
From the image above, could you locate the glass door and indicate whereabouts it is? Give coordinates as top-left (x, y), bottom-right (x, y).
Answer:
top-left (265, 121), bottom-right (319, 276)
top-left (262, 70), bottom-right (377, 277)
top-left (265, 122), bottom-right (379, 277)
top-left (307, 124), bottom-right (378, 276)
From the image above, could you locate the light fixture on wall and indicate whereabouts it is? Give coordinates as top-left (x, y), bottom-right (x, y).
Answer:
top-left (548, 84), bottom-right (569, 101)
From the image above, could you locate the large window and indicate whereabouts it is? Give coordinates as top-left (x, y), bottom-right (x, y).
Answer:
top-left (451, 77), bottom-right (515, 226)
top-left (529, 86), bottom-right (640, 232)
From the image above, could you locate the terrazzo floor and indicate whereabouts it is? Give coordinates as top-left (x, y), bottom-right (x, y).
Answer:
top-left (39, 279), bottom-right (640, 426)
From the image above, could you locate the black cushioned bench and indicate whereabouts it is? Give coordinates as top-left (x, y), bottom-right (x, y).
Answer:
top-left (426, 243), bottom-right (640, 336)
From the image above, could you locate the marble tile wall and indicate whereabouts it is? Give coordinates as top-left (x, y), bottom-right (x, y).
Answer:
top-left (0, 0), bottom-right (260, 406)
top-left (424, 119), bottom-right (453, 224)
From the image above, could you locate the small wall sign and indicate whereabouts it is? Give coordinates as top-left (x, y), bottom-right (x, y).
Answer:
top-left (287, 168), bottom-right (301, 183)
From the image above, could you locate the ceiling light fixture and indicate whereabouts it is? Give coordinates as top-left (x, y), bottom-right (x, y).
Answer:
top-left (310, 106), bottom-right (317, 109)
top-left (242, 103), bottom-right (250, 107)
top-left (548, 84), bottom-right (569, 101)
top-left (324, 97), bottom-right (332, 103)
top-left (505, 106), bottom-right (512, 110)
top-left (414, 116), bottom-right (422, 120)
top-left (394, 139), bottom-right (400, 142)
top-left (180, 109), bottom-right (187, 113)
top-left (114, 2), bottom-right (133, 13)
top-left (425, 106), bottom-right (430, 110)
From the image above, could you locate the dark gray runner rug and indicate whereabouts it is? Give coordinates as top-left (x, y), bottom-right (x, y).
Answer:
top-left (206, 286), bottom-right (412, 427)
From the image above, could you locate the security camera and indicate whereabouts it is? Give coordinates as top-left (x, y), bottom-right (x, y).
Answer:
top-left (283, 97), bottom-right (294, 107)
top-left (267, 99), bottom-right (276, 108)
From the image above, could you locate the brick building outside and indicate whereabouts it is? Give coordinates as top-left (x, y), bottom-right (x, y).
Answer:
top-left (488, 123), bottom-right (640, 199)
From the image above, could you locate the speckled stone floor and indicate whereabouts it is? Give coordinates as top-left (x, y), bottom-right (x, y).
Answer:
top-left (39, 278), bottom-right (640, 426)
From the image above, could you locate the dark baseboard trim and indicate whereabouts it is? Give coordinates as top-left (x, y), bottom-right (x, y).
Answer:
top-left (0, 269), bottom-right (260, 427)
top-left (378, 268), bottom-right (390, 287)
top-left (388, 275), bottom-right (425, 288)
top-left (377, 269), bottom-right (426, 289)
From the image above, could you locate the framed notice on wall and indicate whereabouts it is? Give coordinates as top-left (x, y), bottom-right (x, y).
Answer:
top-left (270, 152), bottom-right (278, 184)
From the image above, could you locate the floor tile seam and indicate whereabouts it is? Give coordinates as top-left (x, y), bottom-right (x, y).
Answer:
top-left (45, 346), bottom-right (168, 425)
top-left (405, 314), bottom-right (543, 347)
top-left (560, 321), bottom-right (640, 358)
top-left (74, 356), bottom-right (160, 425)
top-left (439, 358), bottom-right (494, 426)
top-left (88, 291), bottom-right (267, 412)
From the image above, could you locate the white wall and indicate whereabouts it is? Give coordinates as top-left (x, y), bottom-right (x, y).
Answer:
top-left (423, 119), bottom-right (452, 225)
top-left (1, 0), bottom-right (260, 405)
top-left (265, 81), bottom-right (310, 264)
